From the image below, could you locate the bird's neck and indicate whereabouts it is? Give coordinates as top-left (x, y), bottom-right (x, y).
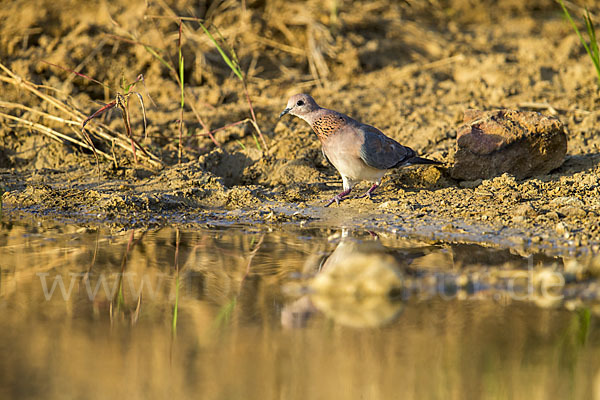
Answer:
top-left (309, 110), bottom-right (347, 141)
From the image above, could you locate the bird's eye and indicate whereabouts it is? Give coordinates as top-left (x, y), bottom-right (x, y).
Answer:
top-left (296, 100), bottom-right (305, 106)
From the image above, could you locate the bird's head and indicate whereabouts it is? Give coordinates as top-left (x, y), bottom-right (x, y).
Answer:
top-left (279, 94), bottom-right (320, 121)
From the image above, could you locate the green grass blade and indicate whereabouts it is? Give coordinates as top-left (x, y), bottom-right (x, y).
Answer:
top-left (577, 307), bottom-right (591, 346)
top-left (198, 22), bottom-right (243, 80)
top-left (178, 21), bottom-right (185, 108)
top-left (213, 25), bottom-right (240, 66)
top-left (585, 12), bottom-right (597, 49)
top-left (585, 11), bottom-right (600, 71)
top-left (179, 54), bottom-right (185, 108)
top-left (172, 274), bottom-right (179, 334)
top-left (146, 45), bottom-right (176, 75)
top-left (108, 33), bottom-right (176, 77)
top-left (585, 13), bottom-right (598, 56)
top-left (124, 74), bottom-right (144, 94)
top-left (213, 297), bottom-right (237, 329)
top-left (559, 0), bottom-right (592, 55)
top-left (559, 0), bottom-right (600, 85)
top-left (118, 283), bottom-right (124, 308)
top-left (251, 132), bottom-right (262, 151)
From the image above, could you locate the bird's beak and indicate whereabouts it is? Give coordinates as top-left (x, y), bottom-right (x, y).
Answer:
top-left (279, 107), bottom-right (291, 118)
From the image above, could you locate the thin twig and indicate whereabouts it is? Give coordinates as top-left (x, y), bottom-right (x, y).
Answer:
top-left (242, 79), bottom-right (268, 151)
top-left (0, 101), bottom-right (80, 125)
top-left (186, 89), bottom-right (220, 147)
top-left (253, 36), bottom-right (305, 55)
top-left (192, 119), bottom-right (248, 137)
top-left (517, 102), bottom-right (559, 115)
top-left (178, 20), bottom-right (184, 164)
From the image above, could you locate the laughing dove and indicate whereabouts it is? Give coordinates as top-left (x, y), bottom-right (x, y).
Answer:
top-left (280, 94), bottom-right (442, 206)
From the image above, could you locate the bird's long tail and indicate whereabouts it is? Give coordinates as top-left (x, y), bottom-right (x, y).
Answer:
top-left (406, 156), bottom-right (443, 166)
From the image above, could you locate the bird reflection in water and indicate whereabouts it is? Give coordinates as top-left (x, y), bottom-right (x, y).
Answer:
top-left (282, 229), bottom-right (427, 329)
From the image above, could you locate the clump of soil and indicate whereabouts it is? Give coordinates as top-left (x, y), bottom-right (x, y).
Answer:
top-left (1, 0), bottom-right (600, 256)
top-left (452, 109), bottom-right (567, 180)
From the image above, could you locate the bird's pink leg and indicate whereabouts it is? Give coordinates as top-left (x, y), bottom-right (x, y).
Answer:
top-left (355, 183), bottom-right (378, 199)
top-left (324, 188), bottom-right (352, 207)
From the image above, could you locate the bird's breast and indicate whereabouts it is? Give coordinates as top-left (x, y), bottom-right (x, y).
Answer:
top-left (323, 135), bottom-right (387, 183)
top-left (312, 113), bottom-right (346, 140)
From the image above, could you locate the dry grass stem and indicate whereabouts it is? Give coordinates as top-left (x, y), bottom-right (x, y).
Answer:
top-left (0, 111), bottom-right (114, 161)
top-left (0, 62), bottom-right (162, 168)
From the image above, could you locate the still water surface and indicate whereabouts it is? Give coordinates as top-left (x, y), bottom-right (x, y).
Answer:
top-left (0, 218), bottom-right (599, 399)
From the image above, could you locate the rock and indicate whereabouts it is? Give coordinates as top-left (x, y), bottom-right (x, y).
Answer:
top-left (550, 196), bottom-right (584, 207)
top-left (514, 203), bottom-right (537, 217)
top-left (450, 109), bottom-right (567, 180)
top-left (557, 206), bottom-right (586, 218)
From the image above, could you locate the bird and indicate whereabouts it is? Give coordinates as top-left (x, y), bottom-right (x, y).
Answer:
top-left (279, 94), bottom-right (442, 206)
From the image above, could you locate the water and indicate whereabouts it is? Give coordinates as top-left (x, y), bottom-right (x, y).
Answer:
top-left (0, 218), bottom-right (599, 399)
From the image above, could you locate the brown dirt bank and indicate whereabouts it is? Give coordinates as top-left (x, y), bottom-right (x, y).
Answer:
top-left (1, 0), bottom-right (600, 256)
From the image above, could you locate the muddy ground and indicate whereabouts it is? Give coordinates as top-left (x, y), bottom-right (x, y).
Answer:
top-left (1, 0), bottom-right (600, 256)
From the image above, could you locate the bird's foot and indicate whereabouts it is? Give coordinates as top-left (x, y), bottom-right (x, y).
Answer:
top-left (324, 194), bottom-right (348, 207)
top-left (354, 192), bottom-right (372, 199)
top-left (324, 189), bottom-right (351, 207)
top-left (354, 184), bottom-right (378, 200)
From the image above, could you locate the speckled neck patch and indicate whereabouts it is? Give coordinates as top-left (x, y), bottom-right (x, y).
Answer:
top-left (312, 113), bottom-right (346, 139)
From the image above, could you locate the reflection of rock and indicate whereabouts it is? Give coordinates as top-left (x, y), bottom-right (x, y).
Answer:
top-left (308, 233), bottom-right (404, 328)
top-left (451, 109), bottom-right (567, 180)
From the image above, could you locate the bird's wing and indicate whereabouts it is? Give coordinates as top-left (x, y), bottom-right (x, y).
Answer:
top-left (358, 124), bottom-right (416, 170)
